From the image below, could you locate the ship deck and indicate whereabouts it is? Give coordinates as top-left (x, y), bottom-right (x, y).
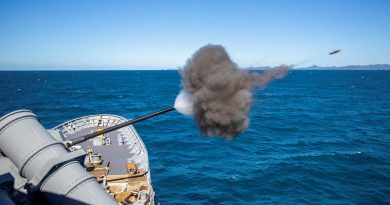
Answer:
top-left (52, 114), bottom-right (154, 204)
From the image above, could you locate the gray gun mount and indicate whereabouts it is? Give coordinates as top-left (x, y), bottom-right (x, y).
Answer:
top-left (0, 110), bottom-right (117, 205)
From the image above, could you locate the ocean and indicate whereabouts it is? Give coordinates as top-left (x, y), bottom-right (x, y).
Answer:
top-left (0, 70), bottom-right (389, 204)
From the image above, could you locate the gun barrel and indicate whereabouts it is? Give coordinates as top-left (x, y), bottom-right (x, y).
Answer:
top-left (70, 107), bottom-right (175, 146)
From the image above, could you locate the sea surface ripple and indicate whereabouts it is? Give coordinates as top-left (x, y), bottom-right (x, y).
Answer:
top-left (0, 70), bottom-right (389, 204)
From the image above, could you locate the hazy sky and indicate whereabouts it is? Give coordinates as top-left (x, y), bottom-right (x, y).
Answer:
top-left (1, 0), bottom-right (389, 70)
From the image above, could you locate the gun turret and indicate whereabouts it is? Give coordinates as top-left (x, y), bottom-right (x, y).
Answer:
top-left (67, 107), bottom-right (175, 146)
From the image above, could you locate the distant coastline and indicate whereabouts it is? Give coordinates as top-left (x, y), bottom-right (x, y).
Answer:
top-left (1, 64), bottom-right (390, 71)
top-left (248, 64), bottom-right (390, 70)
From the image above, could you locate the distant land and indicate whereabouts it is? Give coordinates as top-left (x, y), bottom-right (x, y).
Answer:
top-left (0, 64), bottom-right (390, 71)
top-left (248, 64), bottom-right (390, 70)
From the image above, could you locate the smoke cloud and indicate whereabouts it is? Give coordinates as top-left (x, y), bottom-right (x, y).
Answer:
top-left (176, 44), bottom-right (288, 139)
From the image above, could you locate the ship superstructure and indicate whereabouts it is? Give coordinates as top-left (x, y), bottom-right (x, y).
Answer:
top-left (0, 108), bottom-right (175, 205)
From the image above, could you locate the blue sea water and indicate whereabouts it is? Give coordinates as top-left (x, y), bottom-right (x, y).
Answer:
top-left (0, 70), bottom-right (389, 204)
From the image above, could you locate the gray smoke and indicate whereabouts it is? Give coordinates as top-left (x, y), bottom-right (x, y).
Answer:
top-left (180, 44), bottom-right (288, 139)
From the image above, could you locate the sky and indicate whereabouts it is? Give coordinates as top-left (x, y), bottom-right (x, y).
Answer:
top-left (0, 0), bottom-right (389, 70)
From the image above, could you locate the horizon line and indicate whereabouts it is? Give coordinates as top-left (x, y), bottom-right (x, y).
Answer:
top-left (1, 64), bottom-right (390, 71)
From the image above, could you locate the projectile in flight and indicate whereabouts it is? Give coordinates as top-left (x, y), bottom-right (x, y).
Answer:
top-left (329, 50), bottom-right (341, 55)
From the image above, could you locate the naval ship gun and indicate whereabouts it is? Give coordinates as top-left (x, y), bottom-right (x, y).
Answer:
top-left (0, 107), bottom-right (174, 205)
